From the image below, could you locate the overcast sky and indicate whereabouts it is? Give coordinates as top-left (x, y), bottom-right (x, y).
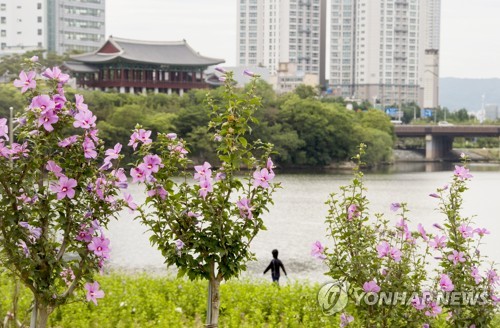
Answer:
top-left (107, 0), bottom-right (500, 79)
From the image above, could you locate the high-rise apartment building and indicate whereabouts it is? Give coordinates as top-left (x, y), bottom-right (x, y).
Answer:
top-left (329, 0), bottom-right (441, 109)
top-left (47, 0), bottom-right (105, 54)
top-left (0, 0), bottom-right (105, 56)
top-left (237, 0), bottom-right (326, 92)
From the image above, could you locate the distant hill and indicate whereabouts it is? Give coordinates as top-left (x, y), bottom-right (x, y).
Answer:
top-left (439, 77), bottom-right (500, 111)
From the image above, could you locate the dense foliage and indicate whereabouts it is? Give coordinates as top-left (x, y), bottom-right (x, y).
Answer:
top-left (0, 62), bottom-right (128, 327)
top-left (132, 70), bottom-right (279, 325)
top-left (0, 271), bottom-right (334, 328)
top-left (1, 271), bottom-right (499, 328)
top-left (0, 80), bottom-right (395, 167)
top-left (315, 148), bottom-right (499, 327)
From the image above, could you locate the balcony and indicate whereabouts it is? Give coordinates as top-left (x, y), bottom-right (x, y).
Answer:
top-left (299, 0), bottom-right (311, 7)
top-left (297, 56), bottom-right (311, 62)
top-left (395, 25), bottom-right (408, 33)
top-left (299, 27), bottom-right (311, 35)
top-left (394, 52), bottom-right (407, 60)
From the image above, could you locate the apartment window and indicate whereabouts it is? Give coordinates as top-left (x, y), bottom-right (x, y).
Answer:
top-left (0, 17), bottom-right (5, 24)
top-left (37, 3), bottom-right (42, 9)
top-left (0, 4), bottom-right (5, 11)
top-left (1, 42), bottom-right (5, 49)
top-left (0, 30), bottom-right (4, 37)
top-left (37, 16), bottom-right (42, 23)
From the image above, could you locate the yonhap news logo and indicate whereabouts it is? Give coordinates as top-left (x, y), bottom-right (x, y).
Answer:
top-left (317, 281), bottom-right (349, 315)
top-left (317, 282), bottom-right (490, 316)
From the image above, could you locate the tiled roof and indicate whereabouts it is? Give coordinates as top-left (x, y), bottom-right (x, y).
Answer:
top-left (71, 36), bottom-right (224, 66)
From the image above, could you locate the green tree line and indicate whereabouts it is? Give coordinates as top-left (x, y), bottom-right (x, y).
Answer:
top-left (1, 81), bottom-right (395, 166)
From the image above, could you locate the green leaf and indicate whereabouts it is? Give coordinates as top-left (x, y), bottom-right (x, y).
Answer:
top-left (238, 137), bottom-right (248, 148)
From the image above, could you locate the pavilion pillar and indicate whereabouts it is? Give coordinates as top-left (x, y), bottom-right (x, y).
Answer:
top-left (168, 88), bottom-right (172, 95)
top-left (179, 89), bottom-right (184, 97)
top-left (142, 87), bottom-right (147, 95)
top-left (130, 87), bottom-right (134, 94)
top-left (154, 88), bottom-right (159, 94)
top-left (119, 87), bottom-right (125, 94)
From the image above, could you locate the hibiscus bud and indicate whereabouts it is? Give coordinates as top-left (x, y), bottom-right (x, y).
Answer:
top-left (215, 66), bottom-right (226, 74)
top-left (243, 69), bottom-right (255, 77)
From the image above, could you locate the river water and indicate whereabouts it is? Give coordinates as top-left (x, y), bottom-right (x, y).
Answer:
top-left (105, 162), bottom-right (500, 283)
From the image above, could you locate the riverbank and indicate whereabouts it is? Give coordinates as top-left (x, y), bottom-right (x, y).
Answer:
top-left (394, 148), bottom-right (500, 162)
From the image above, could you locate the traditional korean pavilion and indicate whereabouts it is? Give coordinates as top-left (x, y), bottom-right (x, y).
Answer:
top-left (64, 36), bottom-right (224, 95)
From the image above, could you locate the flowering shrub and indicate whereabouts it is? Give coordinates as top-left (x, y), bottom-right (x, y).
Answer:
top-left (318, 144), bottom-right (429, 326)
top-left (430, 157), bottom-right (499, 327)
top-left (0, 61), bottom-right (127, 327)
top-left (316, 146), bottom-right (499, 327)
top-left (131, 70), bottom-right (278, 326)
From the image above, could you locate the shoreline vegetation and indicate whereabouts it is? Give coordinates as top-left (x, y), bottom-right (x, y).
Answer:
top-left (0, 271), bottom-right (336, 328)
top-left (1, 271), bottom-right (498, 328)
top-left (2, 81), bottom-right (499, 170)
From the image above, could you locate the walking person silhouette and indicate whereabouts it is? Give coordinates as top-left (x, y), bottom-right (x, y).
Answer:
top-left (263, 249), bottom-right (287, 285)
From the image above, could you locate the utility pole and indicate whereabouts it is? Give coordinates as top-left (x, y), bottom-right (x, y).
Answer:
top-left (9, 107), bottom-right (13, 145)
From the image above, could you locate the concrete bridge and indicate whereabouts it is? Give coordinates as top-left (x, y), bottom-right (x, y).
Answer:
top-left (394, 125), bottom-right (500, 160)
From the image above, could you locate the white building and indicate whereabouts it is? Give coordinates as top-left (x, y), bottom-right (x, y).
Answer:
top-left (0, 0), bottom-right (46, 54)
top-left (0, 0), bottom-right (105, 56)
top-left (237, 0), bottom-right (326, 92)
top-left (329, 0), bottom-right (441, 109)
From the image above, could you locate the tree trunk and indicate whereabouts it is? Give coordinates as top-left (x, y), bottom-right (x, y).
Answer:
top-left (206, 277), bottom-right (221, 327)
top-left (36, 304), bottom-right (50, 328)
top-left (11, 279), bottom-right (20, 327)
top-left (30, 298), bottom-right (51, 328)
